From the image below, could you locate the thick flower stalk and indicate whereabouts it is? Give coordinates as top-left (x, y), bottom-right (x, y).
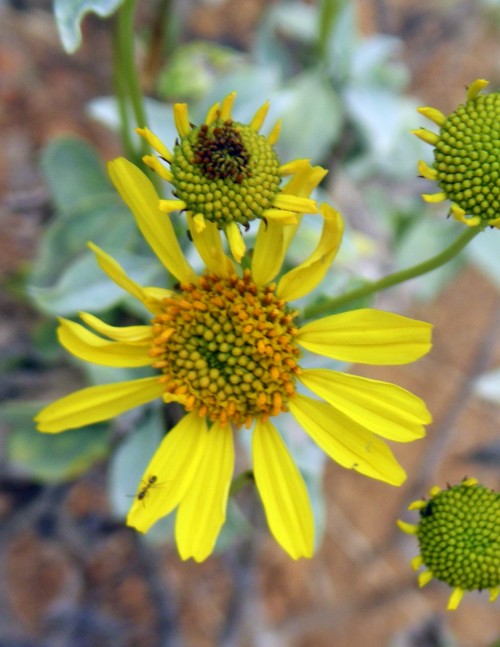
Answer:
top-left (414, 78), bottom-right (500, 228)
top-left (36, 158), bottom-right (432, 562)
top-left (398, 478), bottom-right (500, 610)
top-left (138, 92), bottom-right (318, 261)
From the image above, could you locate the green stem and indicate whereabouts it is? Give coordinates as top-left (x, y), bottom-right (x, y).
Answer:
top-left (304, 226), bottom-right (482, 319)
top-left (112, 16), bottom-right (135, 159)
top-left (317, 0), bottom-right (345, 62)
top-left (115, 0), bottom-right (150, 162)
top-left (229, 470), bottom-right (254, 497)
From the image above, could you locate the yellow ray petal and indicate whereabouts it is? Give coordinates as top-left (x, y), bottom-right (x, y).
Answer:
top-left (447, 587), bottom-right (465, 610)
top-left (220, 91), bottom-right (236, 121)
top-left (412, 128), bottom-right (440, 146)
top-left (175, 421), bottom-right (234, 562)
top-left (225, 222), bottom-right (245, 263)
top-left (277, 203), bottom-right (344, 302)
top-left (173, 102), bottom-right (191, 137)
top-left (489, 587), bottom-right (499, 602)
top-left (408, 500), bottom-right (427, 511)
top-left (204, 101), bottom-right (220, 125)
top-left (142, 155), bottom-right (173, 182)
top-left (289, 394), bottom-right (407, 485)
top-left (57, 318), bottom-right (152, 367)
top-left (35, 376), bottom-right (164, 433)
top-left (262, 209), bottom-right (298, 224)
top-left (127, 412), bottom-right (209, 532)
top-left (136, 127), bottom-right (173, 161)
top-left (267, 119), bottom-right (282, 145)
top-left (466, 78), bottom-right (489, 101)
top-left (297, 308), bottom-right (432, 365)
top-left (187, 216), bottom-right (235, 277)
top-left (298, 368), bottom-right (430, 442)
top-left (396, 520), bottom-right (418, 535)
top-left (253, 420), bottom-right (314, 559)
top-left (417, 106), bottom-right (446, 127)
top-left (422, 192), bottom-right (447, 203)
top-left (279, 159), bottom-right (312, 176)
top-left (252, 164), bottom-right (327, 286)
top-left (250, 100), bottom-right (269, 132)
top-left (417, 160), bottom-right (438, 180)
top-left (418, 570), bottom-right (434, 588)
top-left (158, 198), bottom-right (187, 213)
top-left (108, 158), bottom-right (197, 283)
top-left (87, 242), bottom-right (153, 310)
top-left (411, 555), bottom-right (423, 570)
top-left (272, 194), bottom-right (317, 214)
top-left (78, 312), bottom-right (152, 343)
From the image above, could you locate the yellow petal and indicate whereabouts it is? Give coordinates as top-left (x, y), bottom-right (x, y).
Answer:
top-left (108, 158), bottom-right (197, 283)
top-left (57, 318), bottom-right (152, 367)
top-left (142, 155), bottom-right (173, 182)
top-left (252, 164), bottom-right (327, 286)
top-left (279, 159), bottom-right (312, 176)
top-left (250, 100), bottom-right (269, 132)
top-left (396, 520), bottom-right (418, 535)
top-left (277, 203), bottom-right (344, 301)
top-left (297, 308), bottom-right (432, 365)
top-left (35, 377), bottom-right (164, 433)
top-left (417, 160), bottom-right (438, 181)
top-left (253, 420), bottom-right (314, 559)
top-left (158, 198), bottom-right (187, 213)
top-left (204, 101), bottom-right (220, 125)
top-left (289, 394), bottom-right (407, 485)
top-left (79, 312), bottom-right (152, 343)
top-left (418, 570), bottom-right (434, 588)
top-left (272, 194), bottom-right (317, 214)
top-left (466, 78), bottom-right (489, 101)
top-left (173, 102), bottom-right (190, 137)
top-left (262, 209), bottom-right (298, 224)
top-left (298, 369), bottom-right (430, 442)
top-left (175, 421), bottom-right (234, 562)
top-left (412, 128), bottom-right (440, 146)
top-left (136, 127), bottom-right (173, 161)
top-left (417, 106), bottom-right (446, 127)
top-left (220, 92), bottom-right (236, 121)
top-left (422, 192), bottom-right (447, 203)
top-left (87, 242), bottom-right (153, 310)
top-left (187, 216), bottom-right (235, 277)
top-left (127, 412), bottom-right (209, 532)
top-left (267, 119), bottom-right (281, 145)
top-left (225, 222), bottom-right (245, 263)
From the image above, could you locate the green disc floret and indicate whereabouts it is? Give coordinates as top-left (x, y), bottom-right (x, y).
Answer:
top-left (170, 119), bottom-right (281, 229)
top-left (417, 482), bottom-right (500, 590)
top-left (434, 93), bottom-right (500, 222)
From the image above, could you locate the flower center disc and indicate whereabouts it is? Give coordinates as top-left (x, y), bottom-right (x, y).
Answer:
top-left (434, 93), bottom-right (500, 221)
top-left (418, 483), bottom-right (500, 590)
top-left (149, 271), bottom-right (301, 427)
top-left (170, 120), bottom-right (281, 229)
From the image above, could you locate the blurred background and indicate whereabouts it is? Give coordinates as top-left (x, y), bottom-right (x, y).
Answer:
top-left (1, 0), bottom-right (500, 645)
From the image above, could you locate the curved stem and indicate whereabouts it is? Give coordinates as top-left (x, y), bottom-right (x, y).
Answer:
top-left (304, 226), bottom-right (482, 319)
top-left (317, 0), bottom-right (345, 62)
top-left (115, 0), bottom-right (150, 161)
top-left (229, 470), bottom-right (254, 497)
top-left (112, 15), bottom-right (135, 158)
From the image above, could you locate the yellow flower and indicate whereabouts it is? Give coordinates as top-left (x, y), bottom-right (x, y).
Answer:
top-left (137, 92), bottom-right (318, 261)
top-left (36, 158), bottom-right (432, 562)
top-left (398, 478), bottom-right (500, 610)
top-left (414, 79), bottom-right (500, 228)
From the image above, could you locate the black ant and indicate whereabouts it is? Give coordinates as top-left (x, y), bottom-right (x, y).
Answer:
top-left (133, 475), bottom-right (160, 504)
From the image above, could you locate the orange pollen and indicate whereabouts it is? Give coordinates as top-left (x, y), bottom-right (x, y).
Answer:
top-left (149, 270), bottom-right (301, 427)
